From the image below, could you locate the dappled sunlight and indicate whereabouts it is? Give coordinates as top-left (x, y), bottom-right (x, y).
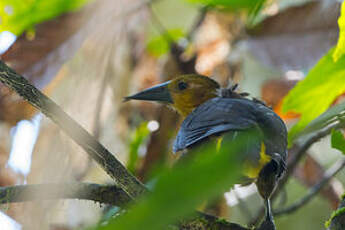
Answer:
top-left (0, 211), bottom-right (21, 230)
top-left (0, 31), bottom-right (16, 54)
top-left (7, 115), bottom-right (41, 180)
top-left (225, 184), bottom-right (257, 207)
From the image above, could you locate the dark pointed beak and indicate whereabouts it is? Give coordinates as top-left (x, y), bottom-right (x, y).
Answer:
top-left (124, 81), bottom-right (173, 103)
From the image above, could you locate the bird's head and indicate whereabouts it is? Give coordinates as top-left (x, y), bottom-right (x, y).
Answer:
top-left (124, 74), bottom-right (220, 117)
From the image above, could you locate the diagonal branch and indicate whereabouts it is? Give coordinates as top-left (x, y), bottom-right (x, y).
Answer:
top-left (0, 60), bottom-right (146, 199)
top-left (0, 183), bottom-right (131, 206)
top-left (280, 121), bottom-right (345, 190)
top-left (274, 158), bottom-right (345, 216)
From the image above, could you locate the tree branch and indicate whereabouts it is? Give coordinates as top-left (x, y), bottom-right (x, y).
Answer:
top-left (281, 121), bottom-right (345, 189)
top-left (0, 183), bottom-right (131, 206)
top-left (0, 60), bottom-right (146, 199)
top-left (274, 158), bottom-right (345, 216)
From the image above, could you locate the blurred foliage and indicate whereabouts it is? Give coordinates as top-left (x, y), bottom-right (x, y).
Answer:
top-left (282, 48), bottom-right (345, 144)
top-left (96, 133), bottom-right (256, 230)
top-left (247, 0), bottom-right (266, 26)
top-left (127, 122), bottom-right (150, 174)
top-left (0, 0), bottom-right (90, 35)
top-left (2, 0), bottom-right (345, 229)
top-left (186, 0), bottom-right (264, 11)
top-left (147, 29), bottom-right (186, 57)
top-left (331, 130), bottom-right (345, 155)
top-left (333, 0), bottom-right (345, 62)
top-left (146, 0), bottom-right (265, 57)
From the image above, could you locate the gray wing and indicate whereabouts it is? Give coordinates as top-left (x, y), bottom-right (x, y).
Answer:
top-left (173, 97), bottom-right (259, 153)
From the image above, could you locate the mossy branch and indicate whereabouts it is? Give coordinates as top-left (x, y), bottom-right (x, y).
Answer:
top-left (0, 60), bottom-right (146, 199)
top-left (0, 183), bottom-right (131, 206)
top-left (326, 194), bottom-right (345, 230)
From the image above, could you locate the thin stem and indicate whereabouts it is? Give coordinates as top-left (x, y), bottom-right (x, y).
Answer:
top-left (274, 121), bottom-right (345, 202)
top-left (274, 158), bottom-right (345, 216)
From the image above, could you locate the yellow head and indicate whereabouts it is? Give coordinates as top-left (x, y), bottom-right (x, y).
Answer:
top-left (125, 74), bottom-right (220, 117)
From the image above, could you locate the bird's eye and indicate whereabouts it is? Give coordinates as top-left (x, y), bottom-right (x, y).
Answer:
top-left (178, 81), bottom-right (188, 90)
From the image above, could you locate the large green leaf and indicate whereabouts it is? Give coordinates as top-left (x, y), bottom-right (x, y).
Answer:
top-left (96, 132), bottom-right (254, 230)
top-left (333, 0), bottom-right (345, 62)
top-left (331, 129), bottom-right (345, 155)
top-left (0, 0), bottom-right (90, 35)
top-left (282, 48), bottom-right (345, 143)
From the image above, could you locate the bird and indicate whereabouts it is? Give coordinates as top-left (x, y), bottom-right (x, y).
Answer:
top-left (125, 74), bottom-right (287, 226)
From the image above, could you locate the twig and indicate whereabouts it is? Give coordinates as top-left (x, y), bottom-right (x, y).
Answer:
top-left (92, 61), bottom-right (111, 139)
top-left (148, 1), bottom-right (201, 74)
top-left (75, 43), bottom-right (114, 181)
top-left (0, 61), bottom-right (147, 199)
top-left (275, 121), bottom-right (345, 198)
top-left (286, 122), bottom-right (345, 182)
top-left (0, 183), bottom-right (131, 206)
top-left (147, 4), bottom-right (174, 44)
top-left (274, 158), bottom-right (345, 216)
top-left (186, 6), bottom-right (208, 41)
top-left (92, 19), bottom-right (127, 139)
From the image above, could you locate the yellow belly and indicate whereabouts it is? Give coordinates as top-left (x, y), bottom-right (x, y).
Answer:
top-left (216, 137), bottom-right (271, 179)
top-left (244, 143), bottom-right (271, 179)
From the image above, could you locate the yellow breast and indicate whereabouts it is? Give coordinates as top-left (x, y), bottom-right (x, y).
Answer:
top-left (244, 143), bottom-right (271, 179)
top-left (216, 137), bottom-right (271, 179)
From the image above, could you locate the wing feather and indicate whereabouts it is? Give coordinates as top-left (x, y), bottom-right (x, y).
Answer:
top-left (173, 98), bottom-right (258, 152)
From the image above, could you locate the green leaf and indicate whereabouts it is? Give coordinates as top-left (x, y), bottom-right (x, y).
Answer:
top-left (147, 28), bottom-right (185, 57)
top-left (97, 132), bottom-right (254, 230)
top-left (331, 130), bottom-right (345, 154)
top-left (282, 48), bottom-right (345, 143)
top-left (333, 1), bottom-right (345, 62)
top-left (0, 0), bottom-right (90, 35)
top-left (127, 122), bottom-right (150, 174)
top-left (186, 0), bottom-right (263, 11)
top-left (325, 206), bottom-right (345, 228)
